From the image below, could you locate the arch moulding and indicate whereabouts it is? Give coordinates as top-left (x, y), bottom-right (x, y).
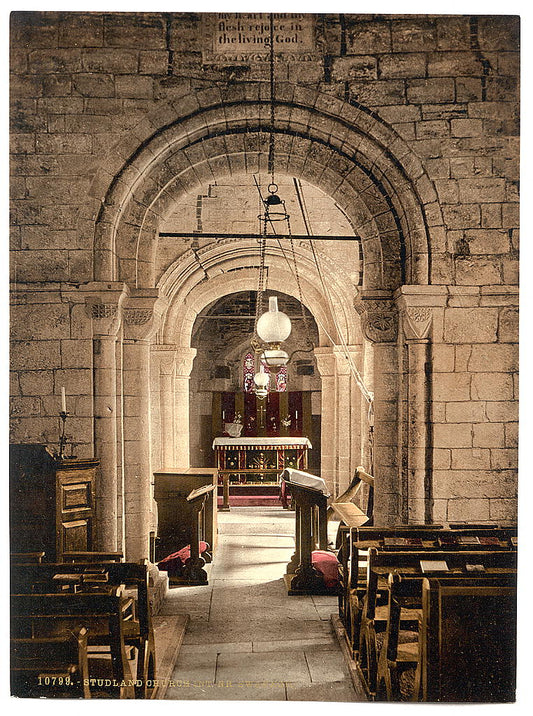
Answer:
top-left (86, 82), bottom-right (435, 293)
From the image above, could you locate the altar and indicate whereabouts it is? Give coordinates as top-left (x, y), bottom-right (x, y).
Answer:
top-left (212, 437), bottom-right (312, 510)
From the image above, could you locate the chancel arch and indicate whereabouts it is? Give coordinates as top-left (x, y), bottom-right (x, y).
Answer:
top-left (81, 82), bottom-right (445, 559)
top-left (90, 83), bottom-right (434, 291)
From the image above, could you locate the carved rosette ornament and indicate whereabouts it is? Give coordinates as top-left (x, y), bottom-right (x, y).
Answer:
top-left (401, 306), bottom-right (432, 341)
top-left (354, 297), bottom-right (398, 343)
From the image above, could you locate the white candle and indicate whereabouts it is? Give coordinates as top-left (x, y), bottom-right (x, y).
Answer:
top-left (295, 410), bottom-right (298, 420)
top-left (222, 410), bottom-right (225, 421)
top-left (61, 387), bottom-right (66, 413)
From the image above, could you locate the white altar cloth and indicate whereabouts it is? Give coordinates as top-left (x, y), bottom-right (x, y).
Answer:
top-left (213, 437), bottom-right (312, 449)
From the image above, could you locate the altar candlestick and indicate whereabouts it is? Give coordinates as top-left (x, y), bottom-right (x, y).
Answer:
top-left (61, 387), bottom-right (67, 413)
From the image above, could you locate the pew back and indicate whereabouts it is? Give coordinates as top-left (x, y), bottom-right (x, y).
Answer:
top-left (421, 576), bottom-right (516, 702)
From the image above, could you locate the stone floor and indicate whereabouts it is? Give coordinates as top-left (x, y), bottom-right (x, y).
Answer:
top-left (159, 506), bottom-right (366, 702)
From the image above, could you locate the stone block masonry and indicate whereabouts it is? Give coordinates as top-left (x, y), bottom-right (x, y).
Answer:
top-left (9, 12), bottom-right (519, 535)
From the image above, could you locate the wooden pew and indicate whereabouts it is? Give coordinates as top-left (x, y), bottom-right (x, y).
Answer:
top-left (420, 575), bottom-right (516, 702)
top-left (375, 570), bottom-right (517, 702)
top-left (355, 548), bottom-right (517, 699)
top-left (62, 551), bottom-right (124, 563)
top-left (340, 524), bottom-right (516, 648)
top-left (11, 552), bottom-right (46, 564)
top-left (11, 590), bottom-right (135, 698)
top-left (11, 559), bottom-right (156, 698)
top-left (338, 525), bottom-right (447, 654)
top-left (11, 626), bottom-right (91, 698)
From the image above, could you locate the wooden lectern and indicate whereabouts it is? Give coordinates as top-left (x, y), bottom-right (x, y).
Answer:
top-left (153, 469), bottom-right (217, 585)
top-left (281, 468), bottom-right (333, 595)
top-left (153, 468), bottom-right (218, 563)
top-left (181, 484), bottom-right (216, 585)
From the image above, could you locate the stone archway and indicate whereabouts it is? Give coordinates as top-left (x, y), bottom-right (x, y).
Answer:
top-left (85, 83), bottom-right (438, 559)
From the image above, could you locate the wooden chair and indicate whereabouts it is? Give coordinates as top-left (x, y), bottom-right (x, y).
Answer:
top-left (11, 559), bottom-right (156, 698)
top-left (11, 626), bottom-right (91, 698)
top-left (11, 590), bottom-right (135, 698)
top-left (420, 575), bottom-right (516, 702)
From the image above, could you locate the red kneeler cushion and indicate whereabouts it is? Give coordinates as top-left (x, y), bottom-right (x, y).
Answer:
top-left (158, 541), bottom-right (209, 577)
top-left (311, 550), bottom-right (340, 589)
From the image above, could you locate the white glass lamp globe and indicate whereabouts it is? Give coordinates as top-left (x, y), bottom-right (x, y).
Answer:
top-left (253, 364), bottom-right (270, 389)
top-left (256, 296), bottom-right (292, 343)
top-left (261, 348), bottom-right (289, 367)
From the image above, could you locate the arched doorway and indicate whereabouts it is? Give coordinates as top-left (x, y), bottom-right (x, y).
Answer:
top-left (86, 83), bottom-right (435, 560)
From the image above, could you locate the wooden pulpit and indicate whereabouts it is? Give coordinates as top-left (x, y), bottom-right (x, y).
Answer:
top-left (10, 444), bottom-right (97, 562)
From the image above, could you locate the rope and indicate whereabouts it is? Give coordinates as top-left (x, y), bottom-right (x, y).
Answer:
top-left (268, 13), bottom-right (275, 186)
top-left (293, 177), bottom-right (374, 406)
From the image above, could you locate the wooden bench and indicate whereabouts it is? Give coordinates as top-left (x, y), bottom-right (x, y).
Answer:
top-left (375, 570), bottom-right (517, 702)
top-left (11, 626), bottom-right (91, 698)
top-left (337, 525), bottom-right (447, 649)
top-left (11, 590), bottom-right (136, 698)
top-left (11, 559), bottom-right (156, 698)
top-left (355, 548), bottom-right (517, 698)
top-left (62, 551), bottom-right (124, 563)
top-left (339, 525), bottom-right (517, 646)
top-left (420, 575), bottom-right (516, 702)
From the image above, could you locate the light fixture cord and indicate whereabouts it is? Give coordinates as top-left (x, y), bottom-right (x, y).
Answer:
top-left (268, 12), bottom-right (275, 186)
top-left (293, 177), bottom-right (374, 405)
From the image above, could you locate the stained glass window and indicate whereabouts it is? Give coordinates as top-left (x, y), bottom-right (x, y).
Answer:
top-left (276, 365), bottom-right (288, 392)
top-left (243, 352), bottom-right (255, 393)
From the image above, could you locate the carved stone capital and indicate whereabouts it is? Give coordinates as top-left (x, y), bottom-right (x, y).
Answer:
top-left (151, 344), bottom-right (179, 375)
top-left (354, 292), bottom-right (398, 343)
top-left (313, 347), bottom-right (336, 378)
top-left (401, 305), bottom-right (433, 341)
top-left (82, 281), bottom-right (130, 337)
top-left (174, 347), bottom-right (197, 378)
top-left (123, 289), bottom-right (167, 341)
top-left (333, 345), bottom-right (362, 376)
top-left (394, 285), bottom-right (446, 342)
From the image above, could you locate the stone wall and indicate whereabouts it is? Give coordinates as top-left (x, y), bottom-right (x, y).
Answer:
top-left (10, 12), bottom-right (519, 527)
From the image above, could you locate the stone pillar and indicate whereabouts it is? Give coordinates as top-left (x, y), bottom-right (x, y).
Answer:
top-left (314, 347), bottom-right (336, 496)
top-left (122, 290), bottom-right (166, 562)
top-left (173, 347), bottom-right (197, 469)
top-left (355, 291), bottom-right (400, 525)
top-left (84, 282), bottom-right (129, 551)
top-left (396, 286), bottom-right (447, 524)
top-left (151, 345), bottom-right (178, 470)
top-left (333, 345), bottom-right (364, 496)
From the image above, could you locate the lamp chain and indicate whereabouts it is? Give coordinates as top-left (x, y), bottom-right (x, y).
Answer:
top-left (268, 12), bottom-right (275, 186)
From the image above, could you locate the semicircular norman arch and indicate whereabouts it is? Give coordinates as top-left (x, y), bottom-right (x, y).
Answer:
top-left (89, 83), bottom-right (435, 292)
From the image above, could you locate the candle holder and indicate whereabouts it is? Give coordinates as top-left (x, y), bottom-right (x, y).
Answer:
top-left (58, 410), bottom-right (70, 460)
